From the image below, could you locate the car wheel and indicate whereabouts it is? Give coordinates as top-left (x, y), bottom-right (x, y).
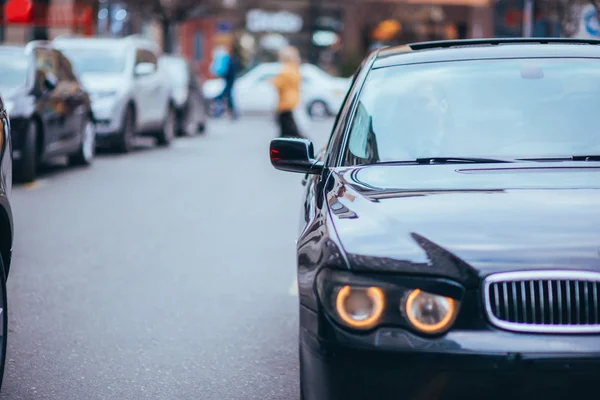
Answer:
top-left (15, 119), bottom-right (38, 183)
top-left (182, 106), bottom-right (196, 137)
top-left (308, 100), bottom-right (329, 120)
top-left (69, 118), bottom-right (96, 166)
top-left (0, 257), bottom-right (8, 391)
top-left (197, 121), bottom-right (206, 135)
top-left (117, 107), bottom-right (136, 154)
top-left (156, 106), bottom-right (176, 147)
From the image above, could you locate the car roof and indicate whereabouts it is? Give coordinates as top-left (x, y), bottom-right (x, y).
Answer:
top-left (54, 37), bottom-right (129, 49)
top-left (373, 38), bottom-right (600, 69)
top-left (53, 36), bottom-right (160, 53)
top-left (0, 45), bottom-right (25, 53)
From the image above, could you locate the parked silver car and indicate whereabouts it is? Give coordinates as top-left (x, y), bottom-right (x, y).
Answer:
top-left (159, 55), bottom-right (208, 136)
top-left (53, 35), bottom-right (175, 152)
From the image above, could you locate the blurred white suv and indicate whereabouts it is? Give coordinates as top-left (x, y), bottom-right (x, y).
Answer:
top-left (203, 63), bottom-right (351, 119)
top-left (53, 35), bottom-right (175, 152)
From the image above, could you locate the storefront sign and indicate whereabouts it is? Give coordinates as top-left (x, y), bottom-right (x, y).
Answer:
top-left (5, 0), bottom-right (33, 24)
top-left (570, 3), bottom-right (600, 38)
top-left (246, 9), bottom-right (303, 34)
top-left (217, 22), bottom-right (233, 33)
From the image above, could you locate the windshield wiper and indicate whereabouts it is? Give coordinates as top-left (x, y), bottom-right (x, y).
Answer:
top-left (571, 155), bottom-right (600, 161)
top-left (414, 157), bottom-right (514, 165)
top-left (518, 155), bottom-right (600, 162)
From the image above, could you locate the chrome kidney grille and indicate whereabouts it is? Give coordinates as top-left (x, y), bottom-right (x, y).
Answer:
top-left (483, 271), bottom-right (600, 333)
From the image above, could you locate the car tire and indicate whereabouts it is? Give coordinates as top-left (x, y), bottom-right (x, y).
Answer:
top-left (197, 121), bottom-right (206, 135)
top-left (156, 106), bottom-right (176, 147)
top-left (117, 107), bottom-right (136, 154)
top-left (308, 100), bottom-right (330, 120)
top-left (69, 118), bottom-right (96, 166)
top-left (0, 256), bottom-right (9, 392)
top-left (180, 106), bottom-right (196, 137)
top-left (15, 119), bottom-right (39, 183)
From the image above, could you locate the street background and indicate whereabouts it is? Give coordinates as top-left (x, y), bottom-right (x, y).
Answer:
top-left (2, 0), bottom-right (600, 398)
top-left (2, 0), bottom-right (600, 81)
top-left (1, 116), bottom-right (332, 399)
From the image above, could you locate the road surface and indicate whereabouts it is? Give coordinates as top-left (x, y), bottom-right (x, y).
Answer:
top-left (1, 116), bottom-right (333, 400)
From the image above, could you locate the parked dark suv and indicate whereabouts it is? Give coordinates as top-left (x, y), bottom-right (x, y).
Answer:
top-left (0, 42), bottom-right (95, 182)
top-left (0, 91), bottom-right (14, 390)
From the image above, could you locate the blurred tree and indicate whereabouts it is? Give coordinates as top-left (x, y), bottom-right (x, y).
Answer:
top-left (122, 0), bottom-right (212, 53)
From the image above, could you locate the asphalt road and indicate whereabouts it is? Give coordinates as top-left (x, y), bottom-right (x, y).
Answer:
top-left (1, 115), bottom-right (333, 400)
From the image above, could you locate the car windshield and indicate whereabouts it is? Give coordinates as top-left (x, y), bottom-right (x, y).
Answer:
top-left (344, 58), bottom-right (600, 165)
top-left (59, 47), bottom-right (127, 75)
top-left (0, 51), bottom-right (29, 88)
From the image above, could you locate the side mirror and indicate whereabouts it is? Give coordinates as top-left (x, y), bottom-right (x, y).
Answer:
top-left (135, 62), bottom-right (155, 77)
top-left (270, 138), bottom-right (324, 174)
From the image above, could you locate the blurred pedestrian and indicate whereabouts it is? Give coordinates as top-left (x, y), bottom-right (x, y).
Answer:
top-left (211, 43), bottom-right (239, 120)
top-left (271, 46), bottom-right (303, 138)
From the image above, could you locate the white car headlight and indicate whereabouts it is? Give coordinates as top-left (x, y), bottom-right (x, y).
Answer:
top-left (91, 90), bottom-right (118, 101)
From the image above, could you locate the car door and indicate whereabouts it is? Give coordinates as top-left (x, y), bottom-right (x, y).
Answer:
top-left (236, 65), bottom-right (281, 112)
top-left (33, 47), bottom-right (65, 157)
top-left (133, 48), bottom-right (161, 131)
top-left (56, 51), bottom-right (87, 151)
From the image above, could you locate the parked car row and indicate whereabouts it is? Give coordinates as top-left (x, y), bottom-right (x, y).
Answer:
top-left (0, 35), bottom-right (208, 183)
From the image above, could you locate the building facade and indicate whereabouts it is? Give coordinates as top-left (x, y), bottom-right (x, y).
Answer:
top-left (176, 0), bottom-right (495, 78)
top-left (2, 0), bottom-right (96, 44)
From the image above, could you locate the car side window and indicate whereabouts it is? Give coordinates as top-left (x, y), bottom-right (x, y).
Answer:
top-left (56, 52), bottom-right (77, 82)
top-left (135, 49), bottom-right (158, 68)
top-left (344, 101), bottom-right (380, 165)
top-left (33, 48), bottom-right (59, 92)
top-left (324, 60), bottom-right (367, 167)
top-left (258, 73), bottom-right (276, 82)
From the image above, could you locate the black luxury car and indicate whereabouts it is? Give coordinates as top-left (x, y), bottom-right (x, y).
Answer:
top-left (159, 55), bottom-right (207, 136)
top-left (270, 38), bottom-right (600, 400)
top-left (0, 92), bottom-right (13, 390)
top-left (0, 42), bottom-right (96, 182)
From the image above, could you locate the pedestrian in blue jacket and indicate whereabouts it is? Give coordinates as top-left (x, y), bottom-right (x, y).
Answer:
top-left (212, 44), bottom-right (239, 120)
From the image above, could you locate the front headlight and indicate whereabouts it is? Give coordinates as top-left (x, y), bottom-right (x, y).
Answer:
top-left (317, 269), bottom-right (463, 334)
top-left (335, 285), bottom-right (385, 329)
top-left (91, 90), bottom-right (118, 101)
top-left (404, 289), bottom-right (458, 334)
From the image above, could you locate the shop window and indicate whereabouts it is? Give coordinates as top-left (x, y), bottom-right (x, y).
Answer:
top-left (193, 33), bottom-right (203, 61)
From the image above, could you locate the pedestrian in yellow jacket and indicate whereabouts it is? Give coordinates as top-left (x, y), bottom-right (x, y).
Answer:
top-left (271, 46), bottom-right (303, 138)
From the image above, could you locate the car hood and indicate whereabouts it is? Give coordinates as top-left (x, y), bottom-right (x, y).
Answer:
top-left (80, 73), bottom-right (127, 93)
top-left (327, 163), bottom-right (600, 284)
top-left (0, 85), bottom-right (21, 99)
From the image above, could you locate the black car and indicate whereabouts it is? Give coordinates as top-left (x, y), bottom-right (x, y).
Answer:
top-left (160, 55), bottom-right (207, 136)
top-left (0, 92), bottom-right (13, 389)
top-left (270, 38), bottom-right (600, 400)
top-left (0, 42), bottom-right (96, 183)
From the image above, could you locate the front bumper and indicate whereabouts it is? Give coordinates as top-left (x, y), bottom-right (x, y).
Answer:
top-left (300, 305), bottom-right (600, 400)
top-left (91, 97), bottom-right (126, 136)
